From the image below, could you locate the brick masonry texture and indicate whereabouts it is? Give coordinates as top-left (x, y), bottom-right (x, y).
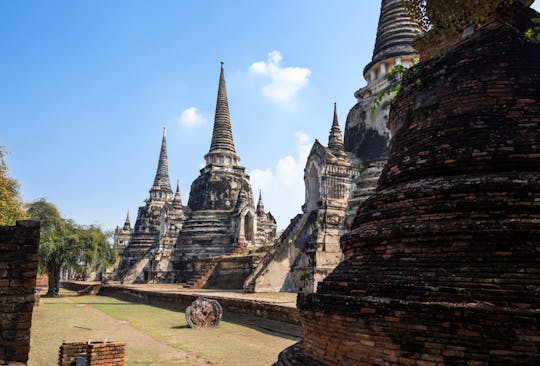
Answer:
top-left (59, 341), bottom-right (126, 366)
top-left (0, 221), bottom-right (40, 364)
top-left (276, 3), bottom-right (540, 366)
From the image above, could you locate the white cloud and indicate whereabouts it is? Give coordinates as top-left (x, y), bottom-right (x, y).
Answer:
top-left (178, 107), bottom-right (206, 128)
top-left (250, 131), bottom-right (313, 229)
top-left (248, 50), bottom-right (311, 105)
top-left (295, 131), bottom-right (310, 144)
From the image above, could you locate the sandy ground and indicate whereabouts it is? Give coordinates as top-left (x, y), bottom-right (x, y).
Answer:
top-left (29, 291), bottom-right (299, 366)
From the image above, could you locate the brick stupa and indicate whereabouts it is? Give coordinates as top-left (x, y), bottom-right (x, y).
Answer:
top-left (276, 1), bottom-right (540, 365)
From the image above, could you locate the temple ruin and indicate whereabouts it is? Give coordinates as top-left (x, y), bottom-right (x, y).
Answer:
top-left (244, 0), bottom-right (421, 293)
top-left (276, 1), bottom-right (540, 364)
top-left (115, 62), bottom-right (276, 285)
top-left (244, 105), bottom-right (358, 293)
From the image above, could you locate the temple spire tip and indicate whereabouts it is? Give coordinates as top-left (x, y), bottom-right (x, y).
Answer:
top-left (206, 61), bottom-right (238, 160)
top-left (328, 103), bottom-right (345, 154)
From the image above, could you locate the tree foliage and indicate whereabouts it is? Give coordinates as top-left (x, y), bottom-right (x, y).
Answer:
top-left (525, 17), bottom-right (540, 40)
top-left (26, 198), bottom-right (117, 296)
top-left (0, 147), bottom-right (27, 225)
top-left (401, 0), bottom-right (517, 50)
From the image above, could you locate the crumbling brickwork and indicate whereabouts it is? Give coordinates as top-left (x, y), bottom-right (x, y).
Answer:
top-left (277, 2), bottom-right (540, 365)
top-left (0, 221), bottom-right (40, 364)
top-left (59, 341), bottom-right (126, 366)
top-left (58, 342), bottom-right (87, 366)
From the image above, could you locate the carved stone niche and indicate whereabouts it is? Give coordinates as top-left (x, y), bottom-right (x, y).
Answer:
top-left (185, 297), bottom-right (223, 328)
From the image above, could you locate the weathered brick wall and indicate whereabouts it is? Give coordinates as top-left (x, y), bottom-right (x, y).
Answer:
top-left (0, 221), bottom-right (40, 364)
top-left (277, 3), bottom-right (540, 366)
top-left (296, 297), bottom-right (540, 365)
top-left (59, 342), bottom-right (87, 366)
top-left (59, 341), bottom-right (126, 366)
top-left (87, 342), bottom-right (126, 366)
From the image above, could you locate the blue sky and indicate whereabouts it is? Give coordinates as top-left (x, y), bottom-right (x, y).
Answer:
top-left (2, 1), bottom-right (538, 230)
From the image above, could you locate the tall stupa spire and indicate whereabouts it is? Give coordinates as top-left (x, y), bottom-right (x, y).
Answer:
top-left (150, 128), bottom-right (172, 197)
top-left (363, 0), bottom-right (422, 78)
top-left (208, 62), bottom-right (237, 153)
top-left (328, 103), bottom-right (345, 155)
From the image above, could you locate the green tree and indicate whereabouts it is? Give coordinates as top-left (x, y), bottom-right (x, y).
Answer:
top-left (0, 147), bottom-right (27, 225)
top-left (401, 0), bottom-right (522, 52)
top-left (26, 198), bottom-right (117, 296)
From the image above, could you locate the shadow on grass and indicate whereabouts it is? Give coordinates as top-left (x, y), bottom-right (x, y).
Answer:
top-left (70, 302), bottom-right (141, 306)
top-left (170, 325), bottom-right (190, 329)
top-left (79, 293), bottom-right (302, 340)
top-left (73, 325), bottom-right (93, 330)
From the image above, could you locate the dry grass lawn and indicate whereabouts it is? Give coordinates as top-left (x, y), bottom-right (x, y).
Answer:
top-left (29, 291), bottom-right (299, 366)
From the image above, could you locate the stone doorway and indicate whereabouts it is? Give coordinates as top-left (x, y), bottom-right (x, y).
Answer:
top-left (306, 164), bottom-right (320, 211)
top-left (244, 212), bottom-right (254, 242)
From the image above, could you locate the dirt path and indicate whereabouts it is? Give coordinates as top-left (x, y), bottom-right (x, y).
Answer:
top-left (64, 296), bottom-right (212, 366)
top-left (30, 296), bottom-right (212, 366)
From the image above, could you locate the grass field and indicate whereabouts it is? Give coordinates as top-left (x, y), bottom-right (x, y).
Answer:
top-left (29, 292), bottom-right (299, 366)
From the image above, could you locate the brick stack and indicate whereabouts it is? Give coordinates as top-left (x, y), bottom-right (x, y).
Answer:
top-left (59, 341), bottom-right (126, 366)
top-left (87, 342), bottom-right (126, 366)
top-left (276, 2), bottom-right (540, 365)
top-left (0, 221), bottom-right (40, 365)
top-left (58, 342), bottom-right (87, 366)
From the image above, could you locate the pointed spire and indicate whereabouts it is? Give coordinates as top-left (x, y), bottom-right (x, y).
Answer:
top-left (328, 103), bottom-right (345, 154)
top-left (151, 128), bottom-right (172, 197)
top-left (257, 190), bottom-right (265, 215)
top-left (208, 62), bottom-right (237, 155)
top-left (123, 211), bottom-right (131, 230)
top-left (173, 179), bottom-right (182, 207)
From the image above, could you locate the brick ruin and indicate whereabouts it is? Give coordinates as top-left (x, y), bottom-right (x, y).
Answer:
top-left (277, 2), bottom-right (540, 365)
top-left (245, 0), bottom-right (421, 293)
top-left (344, 0), bottom-right (422, 221)
top-left (59, 341), bottom-right (126, 366)
top-left (245, 105), bottom-right (358, 293)
top-left (115, 62), bottom-right (277, 286)
top-left (0, 221), bottom-right (40, 365)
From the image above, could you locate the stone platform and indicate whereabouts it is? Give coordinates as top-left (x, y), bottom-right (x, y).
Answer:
top-left (61, 281), bottom-right (299, 326)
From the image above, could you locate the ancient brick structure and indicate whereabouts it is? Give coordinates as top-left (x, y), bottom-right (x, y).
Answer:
top-left (345, 0), bottom-right (422, 223)
top-left (245, 1), bottom-right (421, 294)
top-left (0, 221), bottom-right (40, 365)
top-left (115, 62), bottom-right (276, 285)
top-left (115, 129), bottom-right (185, 283)
top-left (255, 191), bottom-right (277, 245)
top-left (59, 341), bottom-right (126, 366)
top-left (276, 2), bottom-right (540, 365)
top-left (245, 104), bottom-right (358, 293)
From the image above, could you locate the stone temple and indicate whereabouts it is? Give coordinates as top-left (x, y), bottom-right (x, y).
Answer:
top-left (115, 62), bottom-right (276, 284)
top-left (277, 1), bottom-right (540, 364)
top-left (244, 0), bottom-right (421, 293)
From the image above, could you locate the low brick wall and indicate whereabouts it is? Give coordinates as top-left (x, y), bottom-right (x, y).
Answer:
top-left (294, 295), bottom-right (540, 365)
top-left (58, 342), bottom-right (87, 366)
top-left (0, 221), bottom-right (40, 364)
top-left (62, 281), bottom-right (299, 325)
top-left (59, 341), bottom-right (126, 366)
